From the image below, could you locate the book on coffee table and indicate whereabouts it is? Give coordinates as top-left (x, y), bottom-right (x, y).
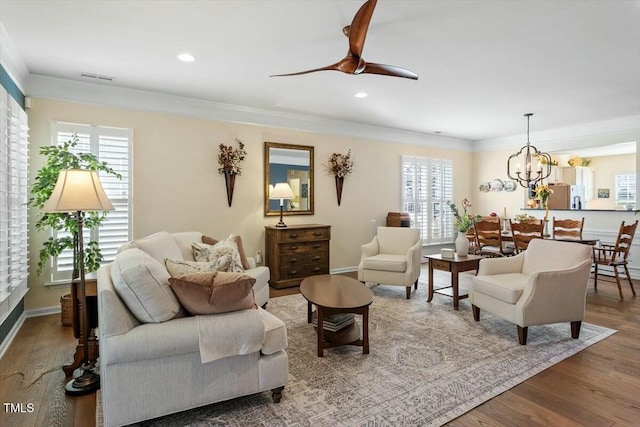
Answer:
top-left (312, 313), bottom-right (355, 332)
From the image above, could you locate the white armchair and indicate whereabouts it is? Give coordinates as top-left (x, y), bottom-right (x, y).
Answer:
top-left (357, 226), bottom-right (422, 299)
top-left (470, 239), bottom-right (592, 345)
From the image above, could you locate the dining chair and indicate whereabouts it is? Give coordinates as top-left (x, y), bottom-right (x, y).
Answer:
top-left (509, 220), bottom-right (544, 253)
top-left (592, 220), bottom-right (638, 299)
top-left (474, 218), bottom-right (514, 257)
top-left (552, 217), bottom-right (584, 240)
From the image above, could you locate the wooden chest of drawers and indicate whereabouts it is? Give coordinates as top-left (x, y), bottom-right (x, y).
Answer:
top-left (265, 224), bottom-right (331, 289)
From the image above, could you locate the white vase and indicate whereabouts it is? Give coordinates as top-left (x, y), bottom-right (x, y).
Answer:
top-left (455, 232), bottom-right (469, 257)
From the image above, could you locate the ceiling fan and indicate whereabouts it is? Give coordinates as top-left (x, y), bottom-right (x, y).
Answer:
top-left (271, 0), bottom-right (418, 80)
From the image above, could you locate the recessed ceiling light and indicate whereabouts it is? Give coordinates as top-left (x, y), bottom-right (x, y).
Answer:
top-left (177, 53), bottom-right (196, 62)
top-left (354, 92), bottom-right (368, 98)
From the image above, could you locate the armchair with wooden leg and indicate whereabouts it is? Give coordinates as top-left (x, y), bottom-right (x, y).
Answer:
top-left (592, 220), bottom-right (638, 299)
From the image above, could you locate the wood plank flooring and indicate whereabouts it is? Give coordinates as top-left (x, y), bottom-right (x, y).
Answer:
top-left (1, 272), bottom-right (638, 426)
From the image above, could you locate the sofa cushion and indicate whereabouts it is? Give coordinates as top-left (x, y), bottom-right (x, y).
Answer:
top-left (165, 257), bottom-right (232, 277)
top-left (111, 248), bottom-right (181, 323)
top-left (172, 231), bottom-right (204, 261)
top-left (132, 231), bottom-right (183, 263)
top-left (192, 239), bottom-right (244, 273)
top-left (169, 271), bottom-right (256, 315)
top-left (362, 254), bottom-right (407, 272)
top-left (472, 273), bottom-right (528, 304)
top-left (257, 308), bottom-right (288, 355)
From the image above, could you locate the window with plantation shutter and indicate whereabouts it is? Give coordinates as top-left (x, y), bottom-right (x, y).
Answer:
top-left (615, 173), bottom-right (636, 210)
top-left (51, 122), bottom-right (132, 282)
top-left (0, 86), bottom-right (29, 321)
top-left (401, 156), bottom-right (454, 245)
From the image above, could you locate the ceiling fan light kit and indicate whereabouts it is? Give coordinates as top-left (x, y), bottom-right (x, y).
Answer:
top-left (271, 0), bottom-right (418, 80)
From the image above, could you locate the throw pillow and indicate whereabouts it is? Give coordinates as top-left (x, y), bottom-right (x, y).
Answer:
top-left (111, 248), bottom-right (181, 323)
top-left (202, 234), bottom-right (250, 270)
top-left (192, 239), bottom-right (244, 273)
top-left (169, 271), bottom-right (256, 315)
top-left (165, 256), bottom-right (232, 277)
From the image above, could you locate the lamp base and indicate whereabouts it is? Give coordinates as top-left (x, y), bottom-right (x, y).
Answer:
top-left (275, 221), bottom-right (288, 228)
top-left (65, 366), bottom-right (100, 396)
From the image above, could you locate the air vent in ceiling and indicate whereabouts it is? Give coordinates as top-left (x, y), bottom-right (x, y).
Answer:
top-left (80, 72), bottom-right (116, 82)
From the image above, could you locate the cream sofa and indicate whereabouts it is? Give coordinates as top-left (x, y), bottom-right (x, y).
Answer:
top-left (97, 231), bottom-right (288, 426)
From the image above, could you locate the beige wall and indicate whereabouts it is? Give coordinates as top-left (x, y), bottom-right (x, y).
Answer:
top-left (587, 154), bottom-right (635, 210)
top-left (26, 98), bottom-right (473, 311)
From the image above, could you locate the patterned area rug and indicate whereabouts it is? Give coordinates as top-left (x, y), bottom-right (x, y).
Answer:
top-left (101, 280), bottom-right (615, 427)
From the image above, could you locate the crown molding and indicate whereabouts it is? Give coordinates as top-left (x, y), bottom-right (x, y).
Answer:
top-left (26, 74), bottom-right (473, 151)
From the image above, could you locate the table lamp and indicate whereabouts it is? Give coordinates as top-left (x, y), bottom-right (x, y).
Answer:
top-left (43, 169), bottom-right (114, 395)
top-left (269, 182), bottom-right (295, 228)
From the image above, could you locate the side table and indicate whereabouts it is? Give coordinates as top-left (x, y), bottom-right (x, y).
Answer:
top-left (426, 254), bottom-right (482, 310)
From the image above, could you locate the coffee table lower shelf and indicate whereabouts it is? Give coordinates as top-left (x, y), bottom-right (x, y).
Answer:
top-left (311, 311), bottom-right (362, 347)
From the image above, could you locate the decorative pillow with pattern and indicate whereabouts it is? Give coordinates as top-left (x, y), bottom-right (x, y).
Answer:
top-left (192, 238), bottom-right (244, 273)
top-left (165, 256), bottom-right (232, 277)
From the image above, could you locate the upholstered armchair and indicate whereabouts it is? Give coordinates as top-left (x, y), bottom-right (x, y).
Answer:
top-left (470, 239), bottom-right (592, 345)
top-left (358, 226), bottom-right (422, 299)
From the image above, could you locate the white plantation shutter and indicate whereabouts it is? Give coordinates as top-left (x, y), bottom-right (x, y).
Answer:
top-left (0, 86), bottom-right (29, 320)
top-left (51, 123), bottom-right (132, 282)
top-left (401, 156), bottom-right (454, 245)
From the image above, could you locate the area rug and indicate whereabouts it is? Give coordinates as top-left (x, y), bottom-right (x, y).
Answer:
top-left (101, 282), bottom-right (615, 427)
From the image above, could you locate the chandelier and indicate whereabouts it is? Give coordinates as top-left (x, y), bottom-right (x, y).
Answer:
top-left (507, 113), bottom-right (552, 189)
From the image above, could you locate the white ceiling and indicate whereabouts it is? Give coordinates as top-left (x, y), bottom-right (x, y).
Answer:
top-left (1, 0), bottom-right (639, 141)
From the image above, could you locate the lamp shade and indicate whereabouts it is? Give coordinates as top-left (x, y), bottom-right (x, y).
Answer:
top-left (269, 182), bottom-right (295, 200)
top-left (43, 169), bottom-right (114, 213)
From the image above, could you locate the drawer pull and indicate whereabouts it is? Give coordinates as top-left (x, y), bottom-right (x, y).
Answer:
top-left (312, 255), bottom-right (320, 261)
top-left (290, 245), bottom-right (298, 250)
top-left (312, 267), bottom-right (321, 272)
top-left (289, 233), bottom-right (299, 239)
top-left (313, 232), bottom-right (322, 236)
top-left (288, 258), bottom-right (298, 263)
top-left (289, 270), bottom-right (298, 275)
top-left (312, 244), bottom-right (321, 249)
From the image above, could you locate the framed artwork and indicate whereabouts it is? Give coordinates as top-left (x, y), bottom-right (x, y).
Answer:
top-left (597, 188), bottom-right (610, 198)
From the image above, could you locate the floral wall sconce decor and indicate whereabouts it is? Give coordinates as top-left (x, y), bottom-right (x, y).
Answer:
top-left (218, 139), bottom-right (246, 206)
top-left (327, 149), bottom-right (355, 205)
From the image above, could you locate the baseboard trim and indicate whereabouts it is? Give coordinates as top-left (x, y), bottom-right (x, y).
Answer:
top-left (0, 311), bottom-right (26, 361)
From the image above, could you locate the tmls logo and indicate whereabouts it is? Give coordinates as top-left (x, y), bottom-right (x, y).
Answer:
top-left (3, 403), bottom-right (35, 413)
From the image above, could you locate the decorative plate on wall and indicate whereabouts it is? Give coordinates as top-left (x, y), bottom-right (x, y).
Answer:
top-left (490, 179), bottom-right (504, 192)
top-left (479, 182), bottom-right (491, 192)
top-left (503, 180), bottom-right (517, 192)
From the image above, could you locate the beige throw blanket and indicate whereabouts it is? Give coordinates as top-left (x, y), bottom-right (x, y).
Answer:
top-left (197, 309), bottom-right (265, 363)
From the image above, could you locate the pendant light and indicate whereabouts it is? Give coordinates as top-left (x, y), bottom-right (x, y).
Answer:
top-left (507, 113), bottom-right (552, 189)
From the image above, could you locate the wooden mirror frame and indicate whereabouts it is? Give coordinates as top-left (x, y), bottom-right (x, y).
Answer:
top-left (264, 141), bottom-right (314, 216)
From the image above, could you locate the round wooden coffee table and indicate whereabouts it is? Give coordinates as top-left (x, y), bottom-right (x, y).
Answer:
top-left (300, 274), bottom-right (374, 357)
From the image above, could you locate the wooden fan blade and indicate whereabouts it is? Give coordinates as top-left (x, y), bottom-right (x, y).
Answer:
top-left (360, 61), bottom-right (419, 80)
top-left (270, 56), bottom-right (359, 77)
top-left (348, 0), bottom-right (377, 57)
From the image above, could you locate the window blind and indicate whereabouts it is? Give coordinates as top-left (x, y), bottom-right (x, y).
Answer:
top-left (401, 156), bottom-right (454, 245)
top-left (51, 123), bottom-right (132, 282)
top-left (0, 85), bottom-right (29, 320)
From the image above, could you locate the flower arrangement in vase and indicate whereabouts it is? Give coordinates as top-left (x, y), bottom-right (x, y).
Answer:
top-left (448, 199), bottom-right (482, 257)
top-left (327, 149), bottom-right (355, 205)
top-left (218, 139), bottom-right (246, 206)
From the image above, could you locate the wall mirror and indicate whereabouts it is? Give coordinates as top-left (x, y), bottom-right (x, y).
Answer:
top-left (264, 142), bottom-right (314, 216)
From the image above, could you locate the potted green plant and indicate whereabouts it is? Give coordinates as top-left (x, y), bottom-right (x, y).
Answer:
top-left (29, 134), bottom-right (121, 276)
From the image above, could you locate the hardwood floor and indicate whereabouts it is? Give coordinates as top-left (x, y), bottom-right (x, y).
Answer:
top-left (1, 273), bottom-right (638, 426)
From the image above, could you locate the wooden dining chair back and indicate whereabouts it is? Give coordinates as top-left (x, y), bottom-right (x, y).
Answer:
top-left (474, 218), bottom-right (513, 257)
top-left (553, 217), bottom-right (584, 239)
top-left (509, 220), bottom-right (544, 253)
top-left (592, 220), bottom-right (638, 299)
